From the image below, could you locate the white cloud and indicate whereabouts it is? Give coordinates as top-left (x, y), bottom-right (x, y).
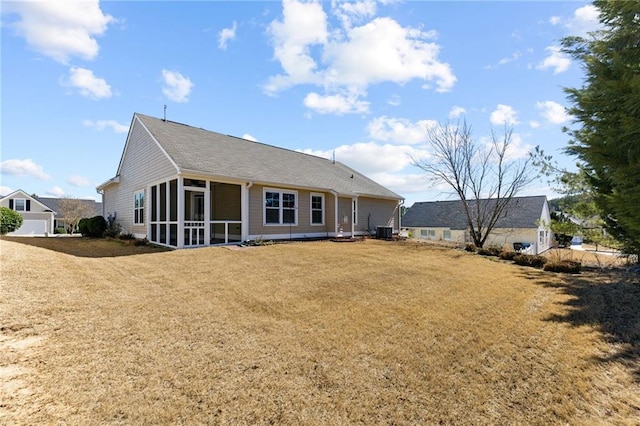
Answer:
top-left (3, 0), bottom-right (114, 64)
top-left (565, 5), bottom-right (601, 37)
top-left (536, 100), bottom-right (571, 124)
top-left (448, 106), bottom-right (466, 119)
top-left (367, 116), bottom-right (436, 145)
top-left (242, 133), bottom-right (258, 142)
top-left (304, 92), bottom-right (369, 115)
top-left (83, 119), bottom-right (129, 133)
top-left (0, 158), bottom-right (50, 180)
top-left (0, 186), bottom-right (13, 196)
top-left (490, 104), bottom-right (519, 126)
top-left (331, 0), bottom-right (377, 30)
top-left (218, 21), bottom-right (237, 50)
top-left (386, 95), bottom-right (401, 106)
top-left (46, 186), bottom-right (65, 197)
top-left (265, 0), bottom-right (328, 93)
top-left (161, 69), bottom-right (194, 103)
top-left (300, 142), bottom-right (423, 174)
top-left (264, 0), bottom-right (456, 110)
top-left (322, 17), bottom-right (455, 92)
top-left (529, 121), bottom-right (541, 129)
top-left (67, 175), bottom-right (90, 187)
top-left (549, 16), bottom-right (562, 26)
top-left (537, 46), bottom-right (571, 74)
top-left (65, 67), bottom-right (112, 99)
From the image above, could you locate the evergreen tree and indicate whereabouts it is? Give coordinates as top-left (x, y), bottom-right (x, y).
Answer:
top-left (562, 0), bottom-right (640, 255)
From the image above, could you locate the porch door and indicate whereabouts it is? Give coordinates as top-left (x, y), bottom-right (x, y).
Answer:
top-left (184, 190), bottom-right (205, 246)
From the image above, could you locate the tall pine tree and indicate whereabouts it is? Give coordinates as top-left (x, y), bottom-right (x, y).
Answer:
top-left (563, 0), bottom-right (640, 255)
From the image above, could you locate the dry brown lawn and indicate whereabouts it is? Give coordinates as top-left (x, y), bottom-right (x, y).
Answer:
top-left (1, 237), bottom-right (639, 425)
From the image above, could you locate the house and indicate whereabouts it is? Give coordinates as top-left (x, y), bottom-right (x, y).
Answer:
top-left (402, 196), bottom-right (553, 254)
top-left (35, 197), bottom-right (103, 232)
top-left (97, 113), bottom-right (404, 248)
top-left (0, 191), bottom-right (103, 236)
top-left (0, 190), bottom-right (56, 236)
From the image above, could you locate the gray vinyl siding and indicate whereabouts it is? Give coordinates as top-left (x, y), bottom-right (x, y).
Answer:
top-left (106, 119), bottom-right (177, 235)
top-left (357, 197), bottom-right (399, 233)
top-left (248, 184), bottom-right (333, 238)
top-left (337, 197), bottom-right (353, 231)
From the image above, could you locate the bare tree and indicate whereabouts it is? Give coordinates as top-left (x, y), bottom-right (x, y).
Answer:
top-left (58, 197), bottom-right (97, 234)
top-left (412, 120), bottom-right (535, 248)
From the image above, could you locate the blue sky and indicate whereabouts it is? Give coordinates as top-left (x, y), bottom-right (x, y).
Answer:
top-left (1, 0), bottom-right (599, 205)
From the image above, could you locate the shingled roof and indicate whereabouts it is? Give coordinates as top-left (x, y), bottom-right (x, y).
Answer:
top-left (36, 197), bottom-right (102, 217)
top-left (134, 113), bottom-right (402, 200)
top-left (402, 196), bottom-right (548, 229)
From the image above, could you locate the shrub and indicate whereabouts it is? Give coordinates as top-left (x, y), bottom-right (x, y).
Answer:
top-left (513, 254), bottom-right (548, 268)
top-left (478, 246), bottom-right (502, 257)
top-left (0, 207), bottom-right (23, 235)
top-left (134, 238), bottom-right (148, 246)
top-left (464, 243), bottom-right (477, 252)
top-left (103, 223), bottom-right (122, 238)
top-left (499, 251), bottom-right (518, 261)
top-left (54, 227), bottom-right (67, 234)
top-left (119, 233), bottom-right (135, 240)
top-left (544, 260), bottom-right (581, 274)
top-left (79, 215), bottom-right (107, 238)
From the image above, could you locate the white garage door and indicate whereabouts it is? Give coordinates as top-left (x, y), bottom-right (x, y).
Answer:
top-left (10, 220), bottom-right (47, 236)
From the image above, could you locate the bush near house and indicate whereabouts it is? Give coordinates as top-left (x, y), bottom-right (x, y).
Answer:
top-left (477, 246), bottom-right (502, 257)
top-left (499, 251), bottom-right (518, 261)
top-left (513, 254), bottom-right (548, 268)
top-left (0, 207), bottom-right (23, 235)
top-left (544, 260), bottom-right (582, 274)
top-left (78, 215), bottom-right (107, 238)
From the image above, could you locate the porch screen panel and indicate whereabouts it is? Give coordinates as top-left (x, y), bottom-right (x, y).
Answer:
top-left (151, 185), bottom-right (157, 222)
top-left (159, 183), bottom-right (167, 221)
top-left (169, 179), bottom-right (178, 221)
top-left (169, 224), bottom-right (177, 246)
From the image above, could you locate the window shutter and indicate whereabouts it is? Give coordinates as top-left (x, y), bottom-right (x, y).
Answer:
top-left (9, 199), bottom-right (13, 209)
top-left (26, 200), bottom-right (31, 211)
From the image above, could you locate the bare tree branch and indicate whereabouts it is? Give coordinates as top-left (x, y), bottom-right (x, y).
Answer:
top-left (411, 119), bottom-right (536, 248)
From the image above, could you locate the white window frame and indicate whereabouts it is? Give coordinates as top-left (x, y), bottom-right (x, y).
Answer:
top-left (310, 193), bottom-right (324, 226)
top-left (443, 229), bottom-right (452, 241)
top-left (263, 188), bottom-right (298, 226)
top-left (14, 198), bottom-right (26, 211)
top-left (134, 190), bottom-right (145, 224)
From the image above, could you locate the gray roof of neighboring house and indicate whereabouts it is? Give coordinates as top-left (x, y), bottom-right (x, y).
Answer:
top-left (134, 113), bottom-right (402, 200)
top-left (36, 197), bottom-right (102, 217)
top-left (402, 196), bottom-right (547, 229)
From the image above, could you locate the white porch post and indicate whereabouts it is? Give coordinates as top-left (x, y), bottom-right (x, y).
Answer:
top-left (241, 182), bottom-right (253, 242)
top-left (177, 177), bottom-right (184, 249)
top-left (204, 180), bottom-right (211, 245)
top-left (331, 191), bottom-right (338, 236)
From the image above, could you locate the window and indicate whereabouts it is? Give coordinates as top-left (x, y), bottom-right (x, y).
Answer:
top-left (443, 230), bottom-right (452, 241)
top-left (421, 229), bottom-right (436, 240)
top-left (13, 198), bottom-right (26, 211)
top-left (134, 191), bottom-right (145, 224)
top-left (310, 194), bottom-right (324, 225)
top-left (264, 189), bottom-right (297, 225)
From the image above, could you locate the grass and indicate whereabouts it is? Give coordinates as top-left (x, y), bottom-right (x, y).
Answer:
top-left (1, 237), bottom-right (639, 424)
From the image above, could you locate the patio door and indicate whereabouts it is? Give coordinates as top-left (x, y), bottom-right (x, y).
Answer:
top-left (184, 190), bottom-right (205, 246)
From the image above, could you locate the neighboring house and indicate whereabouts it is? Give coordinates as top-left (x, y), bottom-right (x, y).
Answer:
top-left (35, 197), bottom-right (103, 231)
top-left (97, 113), bottom-right (404, 248)
top-left (0, 190), bottom-right (56, 236)
top-left (402, 196), bottom-right (553, 254)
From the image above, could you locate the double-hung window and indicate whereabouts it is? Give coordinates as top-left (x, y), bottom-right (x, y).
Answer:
top-left (264, 189), bottom-right (297, 225)
top-left (310, 194), bottom-right (324, 225)
top-left (13, 198), bottom-right (26, 211)
top-left (134, 190), bottom-right (145, 224)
